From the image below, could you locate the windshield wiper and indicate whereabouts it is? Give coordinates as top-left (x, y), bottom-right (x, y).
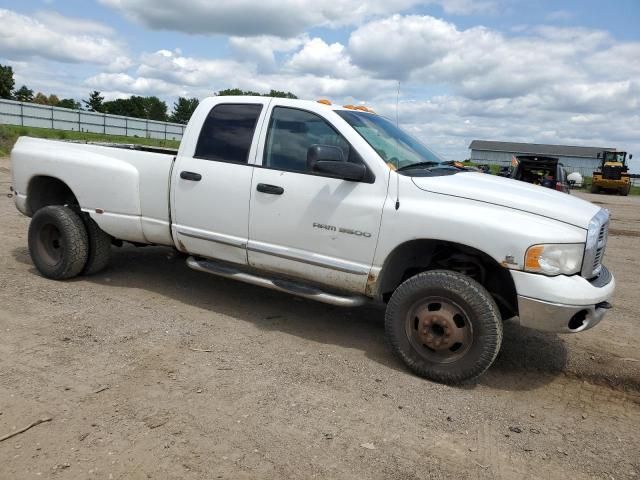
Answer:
top-left (396, 161), bottom-right (441, 172)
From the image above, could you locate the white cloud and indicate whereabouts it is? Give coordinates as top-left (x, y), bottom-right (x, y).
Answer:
top-left (34, 10), bottom-right (115, 35)
top-left (136, 49), bottom-right (257, 88)
top-left (287, 38), bottom-right (359, 78)
top-left (229, 35), bottom-right (305, 71)
top-left (84, 72), bottom-right (180, 99)
top-left (0, 9), bottom-right (129, 66)
top-left (3, 7), bottom-right (638, 165)
top-left (100, 0), bottom-right (494, 37)
top-left (346, 15), bottom-right (635, 104)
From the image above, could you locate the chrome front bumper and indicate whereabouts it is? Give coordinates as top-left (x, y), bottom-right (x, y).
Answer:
top-left (512, 265), bottom-right (614, 334)
top-left (517, 296), bottom-right (611, 333)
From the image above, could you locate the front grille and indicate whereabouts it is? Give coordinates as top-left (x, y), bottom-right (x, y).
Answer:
top-left (582, 209), bottom-right (610, 279)
top-left (592, 222), bottom-right (608, 276)
top-left (602, 166), bottom-right (622, 180)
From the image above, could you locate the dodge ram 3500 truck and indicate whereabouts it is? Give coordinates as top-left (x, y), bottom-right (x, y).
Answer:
top-left (10, 97), bottom-right (615, 384)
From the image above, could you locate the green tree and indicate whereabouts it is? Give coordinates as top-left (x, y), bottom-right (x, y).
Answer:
top-left (215, 88), bottom-right (261, 96)
top-left (83, 90), bottom-right (105, 112)
top-left (170, 97), bottom-right (199, 124)
top-left (143, 96), bottom-right (168, 121)
top-left (267, 89), bottom-right (298, 99)
top-left (0, 64), bottom-right (15, 99)
top-left (103, 96), bottom-right (168, 121)
top-left (215, 88), bottom-right (297, 98)
top-left (48, 94), bottom-right (60, 107)
top-left (58, 98), bottom-right (81, 110)
top-left (33, 92), bottom-right (49, 105)
top-left (14, 85), bottom-right (34, 102)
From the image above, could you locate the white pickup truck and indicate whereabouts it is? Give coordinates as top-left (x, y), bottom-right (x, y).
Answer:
top-left (10, 96), bottom-right (615, 383)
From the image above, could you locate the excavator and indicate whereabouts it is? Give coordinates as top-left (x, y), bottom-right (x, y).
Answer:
top-left (591, 150), bottom-right (632, 195)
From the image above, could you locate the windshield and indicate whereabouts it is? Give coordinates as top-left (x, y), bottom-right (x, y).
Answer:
top-left (336, 110), bottom-right (444, 171)
top-left (604, 151), bottom-right (626, 163)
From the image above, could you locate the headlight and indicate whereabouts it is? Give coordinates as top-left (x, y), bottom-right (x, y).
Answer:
top-left (525, 244), bottom-right (584, 276)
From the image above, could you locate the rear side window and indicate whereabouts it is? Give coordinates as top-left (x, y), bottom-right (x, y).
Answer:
top-left (194, 103), bottom-right (263, 163)
top-left (264, 107), bottom-right (353, 173)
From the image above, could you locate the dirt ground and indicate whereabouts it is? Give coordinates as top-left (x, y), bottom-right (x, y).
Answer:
top-left (1, 156), bottom-right (639, 479)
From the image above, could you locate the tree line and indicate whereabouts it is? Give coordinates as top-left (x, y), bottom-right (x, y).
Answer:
top-left (1, 64), bottom-right (297, 125)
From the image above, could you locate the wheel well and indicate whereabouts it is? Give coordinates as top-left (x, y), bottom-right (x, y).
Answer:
top-left (27, 176), bottom-right (78, 216)
top-left (375, 239), bottom-right (518, 319)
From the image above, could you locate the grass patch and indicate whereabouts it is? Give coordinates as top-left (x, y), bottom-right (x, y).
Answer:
top-left (0, 124), bottom-right (180, 157)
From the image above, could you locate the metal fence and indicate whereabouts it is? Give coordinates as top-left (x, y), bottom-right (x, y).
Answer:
top-left (0, 98), bottom-right (185, 141)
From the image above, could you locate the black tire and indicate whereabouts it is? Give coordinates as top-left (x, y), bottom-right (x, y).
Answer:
top-left (82, 216), bottom-right (112, 275)
top-left (385, 270), bottom-right (503, 384)
top-left (620, 186), bottom-right (630, 196)
top-left (28, 205), bottom-right (89, 280)
top-left (590, 185), bottom-right (600, 194)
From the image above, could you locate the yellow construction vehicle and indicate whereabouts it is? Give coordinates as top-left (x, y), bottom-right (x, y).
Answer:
top-left (591, 150), bottom-right (632, 195)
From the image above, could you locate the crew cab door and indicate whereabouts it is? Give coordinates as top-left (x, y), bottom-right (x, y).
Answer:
top-left (248, 104), bottom-right (387, 293)
top-left (171, 100), bottom-right (270, 264)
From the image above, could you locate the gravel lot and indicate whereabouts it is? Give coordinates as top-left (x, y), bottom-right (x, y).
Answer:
top-left (1, 156), bottom-right (638, 479)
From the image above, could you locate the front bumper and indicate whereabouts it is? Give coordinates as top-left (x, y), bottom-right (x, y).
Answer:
top-left (512, 266), bottom-right (615, 333)
top-left (517, 296), bottom-right (611, 333)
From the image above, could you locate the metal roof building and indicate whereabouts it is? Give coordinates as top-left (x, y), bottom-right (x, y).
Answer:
top-left (469, 140), bottom-right (614, 176)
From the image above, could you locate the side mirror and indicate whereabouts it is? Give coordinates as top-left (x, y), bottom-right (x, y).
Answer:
top-left (307, 144), bottom-right (344, 166)
top-left (630, 154), bottom-right (633, 160)
top-left (313, 160), bottom-right (366, 181)
top-left (307, 144), bottom-right (367, 181)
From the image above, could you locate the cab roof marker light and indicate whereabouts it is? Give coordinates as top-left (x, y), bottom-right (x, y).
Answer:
top-left (317, 99), bottom-right (332, 105)
top-left (342, 105), bottom-right (376, 114)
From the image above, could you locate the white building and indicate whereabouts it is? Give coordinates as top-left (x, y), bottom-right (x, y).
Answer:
top-left (469, 140), bottom-right (614, 177)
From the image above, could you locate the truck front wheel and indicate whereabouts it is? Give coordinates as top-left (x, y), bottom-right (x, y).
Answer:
top-left (385, 270), bottom-right (503, 384)
top-left (28, 205), bottom-right (89, 280)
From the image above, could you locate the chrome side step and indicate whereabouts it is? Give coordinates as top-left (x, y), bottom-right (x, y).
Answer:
top-left (186, 256), bottom-right (367, 307)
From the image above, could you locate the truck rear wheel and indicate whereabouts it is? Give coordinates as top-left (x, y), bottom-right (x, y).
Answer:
top-left (385, 270), bottom-right (502, 384)
top-left (28, 205), bottom-right (89, 280)
top-left (590, 184), bottom-right (600, 194)
top-left (82, 216), bottom-right (112, 275)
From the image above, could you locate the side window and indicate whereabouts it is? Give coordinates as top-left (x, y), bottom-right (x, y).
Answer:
top-left (264, 107), bottom-right (356, 173)
top-left (194, 103), bottom-right (263, 163)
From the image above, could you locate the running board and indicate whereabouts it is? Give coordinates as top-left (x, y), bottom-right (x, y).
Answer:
top-left (186, 256), bottom-right (367, 307)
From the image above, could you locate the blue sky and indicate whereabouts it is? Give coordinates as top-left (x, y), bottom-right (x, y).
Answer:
top-left (1, 0), bottom-right (639, 169)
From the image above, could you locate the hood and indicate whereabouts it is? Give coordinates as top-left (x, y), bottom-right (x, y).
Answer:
top-left (411, 172), bottom-right (600, 228)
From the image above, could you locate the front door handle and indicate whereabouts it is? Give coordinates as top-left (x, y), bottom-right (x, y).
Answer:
top-left (180, 171), bottom-right (202, 181)
top-left (256, 183), bottom-right (284, 195)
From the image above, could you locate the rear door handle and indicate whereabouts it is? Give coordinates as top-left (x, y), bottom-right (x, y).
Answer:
top-left (180, 171), bottom-right (202, 181)
top-left (256, 183), bottom-right (284, 195)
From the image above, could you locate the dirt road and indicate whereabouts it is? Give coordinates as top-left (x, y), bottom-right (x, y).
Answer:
top-left (1, 157), bottom-right (638, 479)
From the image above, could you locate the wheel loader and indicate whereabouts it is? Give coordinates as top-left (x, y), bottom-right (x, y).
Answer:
top-left (591, 150), bottom-right (632, 195)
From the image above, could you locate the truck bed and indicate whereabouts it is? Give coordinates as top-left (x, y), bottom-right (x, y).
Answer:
top-left (11, 137), bottom-right (176, 246)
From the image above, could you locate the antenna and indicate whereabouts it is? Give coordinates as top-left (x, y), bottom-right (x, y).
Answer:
top-left (394, 80), bottom-right (401, 210)
top-left (396, 81), bottom-right (400, 127)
